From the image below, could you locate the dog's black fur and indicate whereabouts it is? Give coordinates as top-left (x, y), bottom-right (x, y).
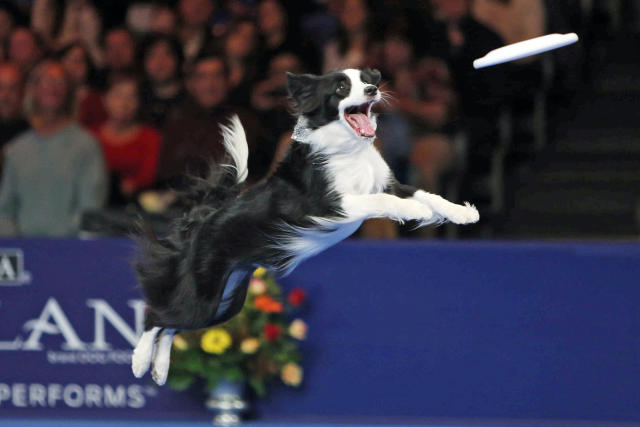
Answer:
top-left (133, 68), bottom-right (480, 384)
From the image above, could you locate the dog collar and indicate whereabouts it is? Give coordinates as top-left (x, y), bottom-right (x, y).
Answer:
top-left (292, 117), bottom-right (313, 143)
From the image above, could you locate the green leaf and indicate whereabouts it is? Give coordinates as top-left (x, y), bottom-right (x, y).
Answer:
top-left (168, 373), bottom-right (195, 391)
top-left (249, 377), bottom-right (267, 397)
top-left (224, 366), bottom-right (245, 382)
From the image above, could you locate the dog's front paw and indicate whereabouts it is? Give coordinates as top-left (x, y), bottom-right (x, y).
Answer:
top-left (446, 202), bottom-right (480, 224)
top-left (403, 199), bottom-right (434, 222)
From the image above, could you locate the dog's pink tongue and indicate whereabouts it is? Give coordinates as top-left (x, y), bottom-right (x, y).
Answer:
top-left (346, 113), bottom-right (375, 137)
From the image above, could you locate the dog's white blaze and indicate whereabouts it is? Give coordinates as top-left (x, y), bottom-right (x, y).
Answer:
top-left (220, 114), bottom-right (249, 183)
top-left (337, 69), bottom-right (381, 142)
top-left (341, 69), bottom-right (371, 106)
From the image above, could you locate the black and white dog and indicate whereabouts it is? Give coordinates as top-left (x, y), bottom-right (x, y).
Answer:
top-left (132, 68), bottom-right (479, 385)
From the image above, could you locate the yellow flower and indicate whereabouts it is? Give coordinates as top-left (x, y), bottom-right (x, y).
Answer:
top-left (200, 328), bottom-right (232, 354)
top-left (253, 267), bottom-right (267, 278)
top-left (173, 334), bottom-right (189, 351)
top-left (240, 337), bottom-right (260, 354)
top-left (249, 277), bottom-right (267, 295)
top-left (281, 363), bottom-right (303, 386)
top-left (288, 319), bottom-right (307, 340)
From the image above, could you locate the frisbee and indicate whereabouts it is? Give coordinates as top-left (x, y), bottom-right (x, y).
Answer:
top-left (473, 33), bottom-right (579, 69)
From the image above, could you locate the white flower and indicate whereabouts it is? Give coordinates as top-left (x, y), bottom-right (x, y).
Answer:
top-left (172, 335), bottom-right (189, 351)
top-left (240, 337), bottom-right (260, 354)
top-left (249, 278), bottom-right (267, 295)
top-left (281, 363), bottom-right (303, 386)
top-left (288, 319), bottom-right (307, 340)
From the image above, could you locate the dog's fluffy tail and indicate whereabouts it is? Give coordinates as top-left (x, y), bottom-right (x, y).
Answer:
top-left (174, 115), bottom-right (249, 210)
top-left (220, 114), bottom-right (249, 184)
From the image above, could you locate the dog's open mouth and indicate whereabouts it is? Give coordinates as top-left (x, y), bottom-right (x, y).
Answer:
top-left (343, 102), bottom-right (375, 138)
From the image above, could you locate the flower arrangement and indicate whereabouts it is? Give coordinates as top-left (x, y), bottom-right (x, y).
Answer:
top-left (167, 267), bottom-right (308, 396)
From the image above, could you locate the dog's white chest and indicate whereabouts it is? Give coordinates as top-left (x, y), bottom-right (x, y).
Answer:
top-left (327, 145), bottom-right (391, 195)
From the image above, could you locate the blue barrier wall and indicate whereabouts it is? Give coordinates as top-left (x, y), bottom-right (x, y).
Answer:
top-left (0, 239), bottom-right (639, 423)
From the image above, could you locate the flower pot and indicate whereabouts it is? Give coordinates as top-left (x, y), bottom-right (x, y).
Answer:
top-left (205, 380), bottom-right (248, 426)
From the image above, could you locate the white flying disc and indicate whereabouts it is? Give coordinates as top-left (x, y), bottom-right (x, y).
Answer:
top-left (473, 33), bottom-right (579, 69)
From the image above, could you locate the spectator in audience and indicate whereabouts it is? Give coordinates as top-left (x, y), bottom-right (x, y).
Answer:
top-left (472, 0), bottom-right (546, 46)
top-left (30, 0), bottom-right (56, 47)
top-left (8, 27), bottom-right (43, 72)
top-left (378, 31), bottom-right (458, 193)
top-left (0, 2), bottom-right (20, 61)
top-left (426, 0), bottom-right (510, 212)
top-left (251, 52), bottom-right (303, 171)
top-left (256, 0), bottom-right (318, 73)
top-left (373, 30), bottom-right (417, 184)
top-left (224, 18), bottom-right (260, 107)
top-left (323, 0), bottom-right (374, 73)
top-left (0, 59), bottom-right (107, 236)
top-left (126, 1), bottom-right (156, 35)
top-left (158, 52), bottom-right (263, 187)
top-left (150, 5), bottom-right (178, 35)
top-left (139, 33), bottom-right (185, 128)
top-left (177, 0), bottom-right (215, 63)
top-left (57, 42), bottom-right (108, 128)
top-left (91, 73), bottom-right (160, 206)
top-left (103, 27), bottom-right (136, 75)
top-left (425, 0), bottom-right (508, 110)
top-left (32, 0), bottom-right (104, 66)
top-left (56, 0), bottom-right (104, 65)
top-left (0, 62), bottom-right (29, 153)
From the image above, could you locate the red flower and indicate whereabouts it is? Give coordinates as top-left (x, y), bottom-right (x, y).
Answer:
top-left (264, 323), bottom-right (281, 341)
top-left (288, 288), bottom-right (306, 306)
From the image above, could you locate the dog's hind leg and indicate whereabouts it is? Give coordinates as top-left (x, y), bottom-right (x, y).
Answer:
top-left (151, 328), bottom-right (176, 386)
top-left (132, 326), bottom-right (161, 378)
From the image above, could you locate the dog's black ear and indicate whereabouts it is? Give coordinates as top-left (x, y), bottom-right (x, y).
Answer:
top-left (286, 72), bottom-right (322, 114)
top-left (361, 68), bottom-right (381, 86)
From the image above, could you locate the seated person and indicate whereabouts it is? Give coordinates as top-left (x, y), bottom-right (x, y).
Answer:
top-left (57, 42), bottom-right (108, 128)
top-left (91, 73), bottom-right (161, 206)
top-left (251, 52), bottom-right (304, 173)
top-left (139, 34), bottom-right (185, 128)
top-left (0, 59), bottom-right (107, 236)
top-left (0, 62), bottom-right (28, 152)
top-left (158, 52), bottom-right (263, 189)
top-left (223, 19), bottom-right (261, 108)
top-left (7, 27), bottom-right (44, 73)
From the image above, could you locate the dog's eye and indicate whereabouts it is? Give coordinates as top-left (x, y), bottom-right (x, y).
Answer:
top-left (336, 82), bottom-right (347, 94)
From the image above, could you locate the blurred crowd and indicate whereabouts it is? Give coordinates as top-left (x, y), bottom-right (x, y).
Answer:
top-left (0, 0), bottom-right (587, 238)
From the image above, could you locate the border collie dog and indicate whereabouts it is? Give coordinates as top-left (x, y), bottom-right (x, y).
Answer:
top-left (132, 68), bottom-right (479, 384)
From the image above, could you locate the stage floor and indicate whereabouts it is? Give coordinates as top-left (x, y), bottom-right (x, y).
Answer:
top-left (1, 419), bottom-right (638, 427)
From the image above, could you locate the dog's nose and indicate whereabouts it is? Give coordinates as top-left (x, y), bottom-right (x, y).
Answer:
top-left (364, 85), bottom-right (378, 96)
